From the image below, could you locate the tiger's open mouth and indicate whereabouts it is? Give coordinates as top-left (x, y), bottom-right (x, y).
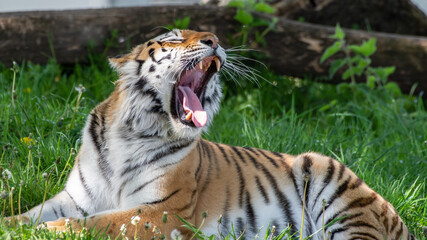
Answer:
top-left (171, 55), bottom-right (221, 128)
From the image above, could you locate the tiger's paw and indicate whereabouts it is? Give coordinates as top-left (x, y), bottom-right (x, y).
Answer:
top-left (41, 217), bottom-right (82, 232)
top-left (1, 215), bottom-right (31, 226)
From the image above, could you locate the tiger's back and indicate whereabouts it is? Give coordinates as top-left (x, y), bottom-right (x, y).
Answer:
top-left (9, 29), bottom-right (416, 240)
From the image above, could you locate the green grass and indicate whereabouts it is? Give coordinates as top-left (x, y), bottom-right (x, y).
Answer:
top-left (0, 56), bottom-right (425, 239)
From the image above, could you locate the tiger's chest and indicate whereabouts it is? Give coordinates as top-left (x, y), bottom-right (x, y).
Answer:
top-left (99, 133), bottom-right (195, 209)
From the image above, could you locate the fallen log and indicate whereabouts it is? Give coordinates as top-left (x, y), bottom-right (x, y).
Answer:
top-left (0, 6), bottom-right (426, 94)
top-left (271, 0), bottom-right (427, 37)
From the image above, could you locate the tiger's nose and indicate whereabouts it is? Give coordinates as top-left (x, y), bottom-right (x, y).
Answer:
top-left (200, 36), bottom-right (219, 49)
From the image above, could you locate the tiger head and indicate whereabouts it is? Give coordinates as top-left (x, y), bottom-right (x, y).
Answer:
top-left (109, 29), bottom-right (226, 139)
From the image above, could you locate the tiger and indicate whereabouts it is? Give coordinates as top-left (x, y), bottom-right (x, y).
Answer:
top-left (6, 29), bottom-right (416, 240)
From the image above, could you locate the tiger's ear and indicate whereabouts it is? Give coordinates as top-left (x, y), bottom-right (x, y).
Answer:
top-left (108, 54), bottom-right (128, 72)
top-left (109, 45), bottom-right (146, 74)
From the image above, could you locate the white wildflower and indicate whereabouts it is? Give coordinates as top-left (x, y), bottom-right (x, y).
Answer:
top-left (42, 172), bottom-right (48, 180)
top-left (2, 169), bottom-right (12, 180)
top-left (75, 84), bottom-right (86, 94)
top-left (120, 224), bottom-right (126, 231)
top-left (120, 223), bottom-right (127, 235)
top-left (170, 229), bottom-right (183, 240)
top-left (0, 191), bottom-right (7, 199)
top-left (131, 215), bottom-right (140, 226)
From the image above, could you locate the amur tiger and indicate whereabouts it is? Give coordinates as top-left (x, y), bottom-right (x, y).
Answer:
top-left (6, 29), bottom-right (416, 240)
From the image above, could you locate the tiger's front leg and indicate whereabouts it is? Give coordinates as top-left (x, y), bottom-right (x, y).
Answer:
top-left (44, 206), bottom-right (194, 238)
top-left (4, 189), bottom-right (90, 226)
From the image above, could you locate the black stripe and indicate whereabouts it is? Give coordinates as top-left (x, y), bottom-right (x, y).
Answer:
top-left (255, 149), bottom-right (279, 167)
top-left (313, 158), bottom-right (335, 207)
top-left (302, 155), bottom-right (312, 206)
top-left (52, 206), bottom-right (59, 218)
top-left (395, 222), bottom-right (403, 240)
top-left (200, 142), bottom-right (213, 193)
top-left (317, 176), bottom-right (352, 222)
top-left (324, 194), bottom-right (378, 231)
top-left (259, 160), bottom-right (298, 235)
top-left (121, 140), bottom-right (193, 176)
top-left (329, 227), bottom-right (348, 239)
top-left (142, 189), bottom-right (180, 205)
top-left (222, 187), bottom-right (231, 233)
top-left (230, 146), bottom-right (247, 164)
top-left (255, 176), bottom-right (270, 204)
top-left (88, 113), bottom-right (112, 187)
top-left (350, 231), bottom-right (379, 240)
top-left (176, 190), bottom-right (197, 212)
top-left (299, 155), bottom-right (314, 236)
top-left (98, 115), bottom-right (113, 186)
top-left (135, 76), bottom-right (147, 90)
top-left (232, 156), bottom-right (245, 208)
top-left (203, 141), bottom-right (220, 178)
top-left (149, 65), bottom-right (156, 72)
top-left (147, 41), bottom-right (154, 47)
top-left (344, 221), bottom-right (377, 230)
top-left (236, 217), bottom-right (244, 235)
top-left (370, 209), bottom-right (380, 221)
top-left (212, 142), bottom-right (231, 165)
top-left (245, 191), bottom-right (257, 234)
top-left (59, 206), bottom-right (65, 217)
top-left (391, 213), bottom-right (398, 231)
top-left (136, 60), bottom-right (145, 76)
top-left (383, 214), bottom-right (389, 233)
top-left (127, 174), bottom-right (166, 197)
top-left (148, 48), bottom-right (157, 63)
top-left (350, 178), bottom-right (363, 189)
top-left (88, 113), bottom-right (102, 154)
top-left (240, 147), bottom-right (261, 169)
top-left (337, 162), bottom-right (346, 180)
top-left (65, 190), bottom-right (86, 217)
top-left (146, 105), bottom-right (167, 115)
top-left (158, 53), bottom-right (172, 63)
top-left (339, 212), bottom-right (363, 224)
top-left (78, 161), bottom-right (95, 200)
top-left (195, 142), bottom-right (203, 181)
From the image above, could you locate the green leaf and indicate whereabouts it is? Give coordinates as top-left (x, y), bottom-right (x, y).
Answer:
top-left (383, 66), bottom-right (396, 75)
top-left (349, 44), bottom-right (362, 54)
top-left (342, 68), bottom-right (353, 80)
top-left (350, 38), bottom-right (377, 57)
top-left (227, 0), bottom-right (245, 8)
top-left (254, 2), bottom-right (276, 13)
top-left (353, 65), bottom-right (365, 76)
top-left (367, 75), bottom-right (376, 89)
top-left (329, 59), bottom-right (346, 78)
top-left (331, 24), bottom-right (345, 40)
top-left (174, 16), bottom-right (190, 29)
top-left (235, 9), bottom-right (253, 25)
top-left (320, 41), bottom-right (341, 63)
top-left (385, 82), bottom-right (402, 97)
top-left (372, 66), bottom-right (395, 83)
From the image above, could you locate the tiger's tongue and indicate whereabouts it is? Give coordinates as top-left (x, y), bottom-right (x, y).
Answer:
top-left (178, 86), bottom-right (207, 128)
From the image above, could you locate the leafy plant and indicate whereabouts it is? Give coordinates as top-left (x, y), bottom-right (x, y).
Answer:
top-left (228, 0), bottom-right (278, 47)
top-left (166, 16), bottom-right (191, 30)
top-left (321, 24), bottom-right (396, 89)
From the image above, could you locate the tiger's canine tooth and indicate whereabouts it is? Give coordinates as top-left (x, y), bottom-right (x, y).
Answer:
top-left (214, 58), bottom-right (221, 72)
top-left (198, 61), bottom-right (203, 70)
